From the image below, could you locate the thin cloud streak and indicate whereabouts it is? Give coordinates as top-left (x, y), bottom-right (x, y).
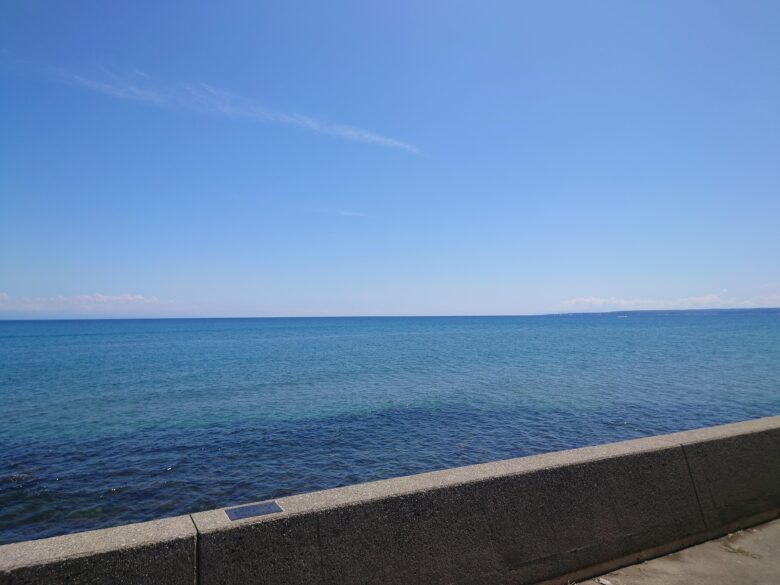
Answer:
top-left (0, 292), bottom-right (176, 317)
top-left (561, 293), bottom-right (780, 311)
top-left (60, 70), bottom-right (420, 154)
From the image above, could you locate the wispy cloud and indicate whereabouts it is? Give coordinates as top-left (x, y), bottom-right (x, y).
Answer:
top-left (0, 292), bottom-right (175, 317)
top-left (59, 69), bottom-right (420, 154)
top-left (561, 293), bottom-right (780, 312)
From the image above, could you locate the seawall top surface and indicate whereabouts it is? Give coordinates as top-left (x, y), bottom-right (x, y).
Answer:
top-left (0, 515), bottom-right (196, 571)
top-left (191, 433), bottom-right (683, 534)
top-left (191, 415), bottom-right (780, 535)
top-left (659, 414), bottom-right (780, 444)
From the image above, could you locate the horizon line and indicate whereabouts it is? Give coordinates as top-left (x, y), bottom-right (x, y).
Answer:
top-left (1, 306), bottom-right (778, 322)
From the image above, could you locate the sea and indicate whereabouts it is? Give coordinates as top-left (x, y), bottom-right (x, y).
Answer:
top-left (1, 309), bottom-right (779, 544)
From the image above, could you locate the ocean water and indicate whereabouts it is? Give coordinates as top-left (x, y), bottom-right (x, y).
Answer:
top-left (1, 310), bottom-right (779, 544)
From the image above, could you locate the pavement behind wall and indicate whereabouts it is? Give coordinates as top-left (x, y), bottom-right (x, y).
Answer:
top-left (581, 517), bottom-right (780, 585)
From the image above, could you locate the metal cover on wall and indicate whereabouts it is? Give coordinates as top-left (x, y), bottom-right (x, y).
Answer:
top-left (225, 500), bottom-right (283, 521)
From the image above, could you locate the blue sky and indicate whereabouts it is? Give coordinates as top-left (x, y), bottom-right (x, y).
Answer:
top-left (2, 1), bottom-right (779, 318)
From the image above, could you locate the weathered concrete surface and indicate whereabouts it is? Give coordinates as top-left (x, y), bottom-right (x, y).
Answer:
top-left (662, 416), bottom-right (780, 534)
top-left (194, 513), bottom-right (321, 585)
top-left (0, 515), bottom-right (196, 585)
top-left (193, 436), bottom-right (705, 585)
top-left (580, 517), bottom-right (780, 585)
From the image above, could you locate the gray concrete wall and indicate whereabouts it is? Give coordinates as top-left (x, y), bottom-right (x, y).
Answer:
top-left (0, 515), bottom-right (196, 585)
top-left (662, 416), bottom-right (780, 535)
top-left (2, 415), bottom-right (778, 585)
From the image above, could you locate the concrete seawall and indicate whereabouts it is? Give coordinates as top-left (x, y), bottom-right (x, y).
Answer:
top-left (2, 415), bottom-right (779, 585)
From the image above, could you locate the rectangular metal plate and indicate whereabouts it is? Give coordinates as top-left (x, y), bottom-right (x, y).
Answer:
top-left (225, 500), bottom-right (283, 521)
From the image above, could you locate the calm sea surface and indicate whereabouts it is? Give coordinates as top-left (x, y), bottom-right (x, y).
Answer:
top-left (1, 310), bottom-right (779, 544)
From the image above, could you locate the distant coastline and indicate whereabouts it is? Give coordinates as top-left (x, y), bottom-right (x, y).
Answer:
top-left (1, 306), bottom-right (778, 322)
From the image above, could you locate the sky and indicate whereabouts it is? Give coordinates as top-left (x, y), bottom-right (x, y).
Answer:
top-left (1, 1), bottom-right (779, 318)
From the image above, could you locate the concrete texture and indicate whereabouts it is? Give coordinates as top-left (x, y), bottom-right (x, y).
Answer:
top-left (0, 515), bottom-right (196, 585)
top-left (663, 416), bottom-right (780, 534)
top-left (193, 436), bottom-right (705, 585)
top-left (195, 513), bottom-right (321, 585)
top-left (581, 517), bottom-right (780, 585)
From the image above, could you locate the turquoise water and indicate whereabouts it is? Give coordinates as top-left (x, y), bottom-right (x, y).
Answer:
top-left (1, 310), bottom-right (779, 544)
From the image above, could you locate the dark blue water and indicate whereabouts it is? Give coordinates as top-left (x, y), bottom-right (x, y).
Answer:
top-left (1, 310), bottom-right (779, 544)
